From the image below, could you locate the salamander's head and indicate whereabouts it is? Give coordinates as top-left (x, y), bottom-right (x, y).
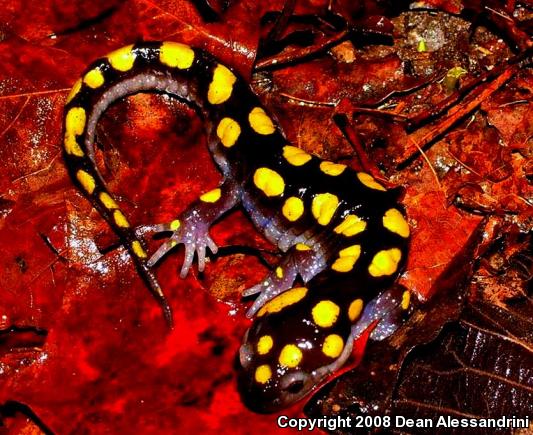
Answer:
top-left (238, 286), bottom-right (355, 413)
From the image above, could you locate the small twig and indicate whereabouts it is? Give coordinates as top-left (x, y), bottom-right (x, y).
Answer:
top-left (398, 64), bottom-right (520, 167)
top-left (0, 88), bottom-right (70, 101)
top-left (333, 112), bottom-right (384, 179)
top-left (278, 91), bottom-right (337, 107)
top-left (351, 107), bottom-right (410, 122)
top-left (0, 97), bottom-right (30, 140)
top-left (255, 29), bottom-right (349, 70)
top-left (408, 136), bottom-right (442, 191)
top-left (266, 0), bottom-right (297, 43)
top-left (39, 233), bottom-right (69, 263)
top-left (447, 150), bottom-right (483, 178)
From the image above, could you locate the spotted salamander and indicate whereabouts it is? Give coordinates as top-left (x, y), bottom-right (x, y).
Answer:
top-left (63, 41), bottom-right (411, 413)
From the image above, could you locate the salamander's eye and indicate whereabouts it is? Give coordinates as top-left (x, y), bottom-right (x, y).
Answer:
top-left (284, 379), bottom-right (304, 394)
top-left (280, 371), bottom-right (308, 396)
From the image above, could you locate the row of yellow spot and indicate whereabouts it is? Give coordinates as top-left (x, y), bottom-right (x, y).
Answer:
top-left (311, 297), bottom-right (364, 328)
top-left (252, 166), bottom-right (387, 200)
top-left (255, 283), bottom-right (409, 331)
top-left (74, 168), bottom-right (147, 258)
top-left (331, 245), bottom-right (403, 276)
top-left (253, 145), bottom-right (385, 197)
top-left (215, 106), bottom-right (275, 149)
top-left (66, 42), bottom-right (195, 105)
top-left (254, 169), bottom-right (408, 238)
top-left (254, 332), bottom-right (345, 384)
top-left (257, 287), bottom-right (363, 326)
top-left (75, 169), bottom-right (127, 227)
top-left (284, 203), bottom-right (408, 273)
top-left (208, 64), bottom-right (277, 143)
top-left (333, 208), bottom-right (409, 241)
top-left (252, 164), bottom-right (398, 230)
top-left (253, 288), bottom-right (411, 384)
top-left (281, 144), bottom-right (387, 191)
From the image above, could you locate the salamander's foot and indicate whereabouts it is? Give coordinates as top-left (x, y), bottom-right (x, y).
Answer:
top-left (349, 284), bottom-right (411, 343)
top-left (136, 217), bottom-right (218, 278)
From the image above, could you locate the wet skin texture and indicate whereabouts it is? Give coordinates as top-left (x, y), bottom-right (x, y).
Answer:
top-left (63, 41), bottom-right (411, 413)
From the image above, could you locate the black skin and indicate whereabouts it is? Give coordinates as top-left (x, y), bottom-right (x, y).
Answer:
top-left (63, 41), bottom-right (410, 412)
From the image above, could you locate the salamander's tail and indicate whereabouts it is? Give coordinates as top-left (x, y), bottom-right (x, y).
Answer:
top-left (63, 147), bottom-right (173, 326)
top-left (64, 159), bottom-right (174, 325)
top-left (62, 41), bottom-right (214, 327)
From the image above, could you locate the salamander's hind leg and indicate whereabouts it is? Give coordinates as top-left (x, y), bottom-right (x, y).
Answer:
top-left (349, 284), bottom-right (411, 343)
top-left (136, 180), bottom-right (241, 278)
top-left (243, 244), bottom-right (327, 318)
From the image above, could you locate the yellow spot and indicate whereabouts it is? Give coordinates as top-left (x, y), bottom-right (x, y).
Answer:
top-left (348, 299), bottom-right (363, 322)
top-left (319, 161), bottom-right (346, 176)
top-left (208, 64), bottom-right (236, 105)
top-left (368, 248), bottom-right (402, 277)
top-left (83, 68), bottom-right (104, 89)
top-left (278, 344), bottom-right (302, 368)
top-left (312, 300), bottom-right (340, 328)
top-left (334, 214), bottom-right (366, 237)
top-left (159, 42), bottom-right (194, 69)
top-left (257, 287), bottom-right (308, 317)
top-left (311, 193), bottom-right (339, 226)
top-left (257, 335), bottom-right (273, 355)
top-left (107, 45), bottom-right (136, 71)
top-left (282, 145), bottom-right (311, 166)
top-left (275, 267), bottom-right (283, 279)
top-left (200, 188), bottom-right (221, 203)
top-left (322, 334), bottom-right (344, 358)
top-left (216, 117), bottom-right (241, 148)
top-left (113, 210), bottom-right (130, 228)
top-left (255, 364), bottom-right (272, 384)
top-left (383, 208), bottom-right (410, 238)
top-left (282, 197), bottom-right (304, 222)
top-left (132, 241), bottom-right (147, 258)
top-left (64, 107), bottom-right (86, 157)
top-left (76, 170), bottom-right (95, 194)
top-left (357, 172), bottom-right (386, 191)
top-left (170, 219), bottom-right (180, 231)
top-left (249, 107), bottom-right (275, 135)
top-left (295, 243), bottom-right (311, 251)
top-left (99, 192), bottom-right (118, 209)
top-left (253, 167), bottom-right (285, 197)
top-left (170, 240), bottom-right (178, 248)
top-left (65, 79), bottom-right (82, 104)
top-left (332, 244), bottom-right (361, 273)
top-left (401, 290), bottom-right (410, 310)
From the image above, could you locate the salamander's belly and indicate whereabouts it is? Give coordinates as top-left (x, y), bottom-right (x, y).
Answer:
top-left (241, 188), bottom-right (317, 253)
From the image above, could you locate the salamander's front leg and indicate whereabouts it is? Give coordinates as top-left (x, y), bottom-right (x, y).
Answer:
top-left (243, 243), bottom-right (327, 317)
top-left (138, 180), bottom-right (241, 277)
